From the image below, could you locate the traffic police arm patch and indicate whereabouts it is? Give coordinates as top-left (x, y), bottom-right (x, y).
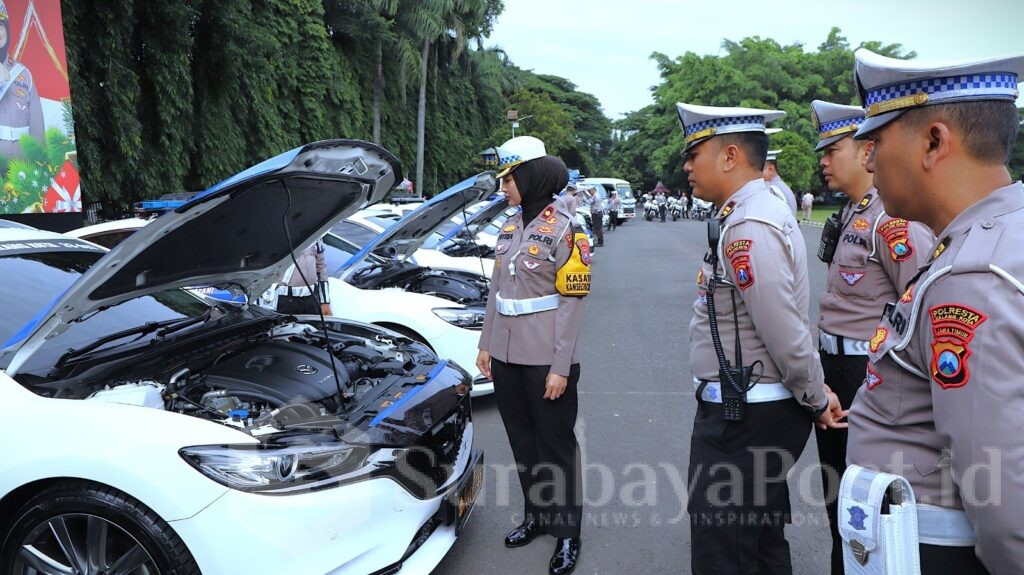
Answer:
top-left (555, 229), bottom-right (591, 297)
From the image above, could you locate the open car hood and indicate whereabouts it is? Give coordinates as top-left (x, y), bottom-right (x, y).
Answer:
top-left (5, 139), bottom-right (401, 374)
top-left (340, 172), bottom-right (495, 270)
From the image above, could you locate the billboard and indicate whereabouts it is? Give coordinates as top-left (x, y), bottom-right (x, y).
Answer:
top-left (0, 0), bottom-right (77, 216)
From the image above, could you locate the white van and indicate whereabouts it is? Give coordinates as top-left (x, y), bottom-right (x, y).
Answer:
top-left (579, 177), bottom-right (637, 224)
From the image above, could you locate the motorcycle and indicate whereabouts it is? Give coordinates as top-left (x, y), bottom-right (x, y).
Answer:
top-left (643, 200), bottom-right (658, 221)
top-left (691, 197), bottom-right (713, 221)
top-left (668, 197), bottom-right (683, 221)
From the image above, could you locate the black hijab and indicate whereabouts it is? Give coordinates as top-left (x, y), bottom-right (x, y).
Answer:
top-left (511, 155), bottom-right (568, 225)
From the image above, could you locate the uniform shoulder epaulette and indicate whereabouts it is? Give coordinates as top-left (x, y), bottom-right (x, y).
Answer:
top-left (854, 193), bottom-right (874, 213)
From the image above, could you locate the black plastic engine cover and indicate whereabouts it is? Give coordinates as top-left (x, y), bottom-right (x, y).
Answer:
top-left (413, 272), bottom-right (485, 303)
top-left (201, 340), bottom-right (352, 405)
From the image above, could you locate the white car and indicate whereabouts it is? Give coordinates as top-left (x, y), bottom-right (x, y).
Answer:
top-left (345, 195), bottom-right (497, 278)
top-left (324, 173), bottom-right (499, 396)
top-left (0, 140), bottom-right (483, 575)
top-left (65, 191), bottom-right (498, 399)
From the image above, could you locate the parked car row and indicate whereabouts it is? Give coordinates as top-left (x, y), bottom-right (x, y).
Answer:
top-left (0, 140), bottom-right (485, 575)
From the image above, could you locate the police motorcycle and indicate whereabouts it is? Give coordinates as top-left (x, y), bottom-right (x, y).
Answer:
top-left (691, 197), bottom-right (713, 221)
top-left (668, 197), bottom-right (684, 221)
top-left (643, 199), bottom-right (659, 221)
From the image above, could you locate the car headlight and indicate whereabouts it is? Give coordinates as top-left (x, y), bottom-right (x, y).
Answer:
top-left (433, 307), bottom-right (485, 329)
top-left (180, 443), bottom-right (369, 494)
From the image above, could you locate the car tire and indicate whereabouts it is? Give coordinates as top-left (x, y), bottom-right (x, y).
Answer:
top-left (0, 480), bottom-right (200, 575)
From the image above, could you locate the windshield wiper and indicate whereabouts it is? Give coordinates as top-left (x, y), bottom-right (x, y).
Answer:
top-left (56, 310), bottom-right (213, 367)
top-left (352, 261), bottom-right (392, 279)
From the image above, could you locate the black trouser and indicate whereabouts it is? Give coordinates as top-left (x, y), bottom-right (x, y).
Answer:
top-left (277, 294), bottom-right (319, 315)
top-left (919, 544), bottom-right (989, 574)
top-left (608, 210), bottom-right (618, 229)
top-left (816, 352), bottom-right (867, 575)
top-left (492, 359), bottom-right (582, 538)
top-left (659, 204), bottom-right (667, 221)
top-left (590, 212), bottom-right (604, 245)
top-left (689, 399), bottom-right (812, 575)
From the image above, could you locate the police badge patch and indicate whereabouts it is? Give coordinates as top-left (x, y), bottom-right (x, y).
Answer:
top-left (852, 218), bottom-right (869, 232)
top-left (725, 239), bottom-right (752, 259)
top-left (877, 218), bottom-right (914, 262)
top-left (730, 255), bottom-right (754, 290)
top-left (839, 270), bottom-right (865, 286)
top-left (865, 364), bottom-right (883, 389)
top-left (929, 304), bottom-right (987, 389)
top-left (869, 327), bottom-right (888, 353)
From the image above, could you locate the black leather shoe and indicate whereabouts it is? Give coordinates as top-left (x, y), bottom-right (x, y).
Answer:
top-left (549, 537), bottom-right (580, 574)
top-left (504, 520), bottom-right (543, 548)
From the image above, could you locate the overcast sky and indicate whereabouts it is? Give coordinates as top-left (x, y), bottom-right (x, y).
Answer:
top-left (486, 0), bottom-right (1024, 119)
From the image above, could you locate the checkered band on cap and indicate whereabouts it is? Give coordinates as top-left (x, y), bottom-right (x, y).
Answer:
top-left (684, 115), bottom-right (766, 144)
top-left (817, 115), bottom-right (864, 140)
top-left (865, 73), bottom-right (1019, 117)
top-left (497, 153), bottom-right (522, 168)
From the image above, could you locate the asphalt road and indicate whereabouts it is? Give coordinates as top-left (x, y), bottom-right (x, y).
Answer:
top-left (435, 214), bottom-right (832, 574)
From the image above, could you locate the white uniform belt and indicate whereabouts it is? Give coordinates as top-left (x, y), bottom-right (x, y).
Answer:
top-left (692, 378), bottom-right (793, 403)
top-left (495, 292), bottom-right (559, 316)
top-left (275, 285), bottom-right (312, 298)
top-left (819, 331), bottom-right (870, 356)
top-left (0, 125), bottom-right (29, 141)
top-left (917, 504), bottom-right (976, 547)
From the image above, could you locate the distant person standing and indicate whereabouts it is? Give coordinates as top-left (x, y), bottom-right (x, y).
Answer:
top-left (580, 185), bottom-right (604, 247)
top-left (274, 241), bottom-right (332, 316)
top-left (655, 189), bottom-right (667, 222)
top-left (607, 190), bottom-right (620, 230)
top-left (801, 191), bottom-right (814, 221)
top-left (764, 150), bottom-right (798, 215)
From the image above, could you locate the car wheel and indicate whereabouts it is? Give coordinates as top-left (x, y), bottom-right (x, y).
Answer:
top-left (0, 481), bottom-right (200, 575)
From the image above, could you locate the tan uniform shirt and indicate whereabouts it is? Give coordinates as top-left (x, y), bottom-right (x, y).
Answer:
top-left (478, 196), bottom-right (588, 376)
top-left (0, 63), bottom-right (44, 160)
top-left (848, 182), bottom-right (1024, 572)
top-left (818, 190), bottom-right (933, 339)
top-left (691, 178), bottom-right (826, 411)
top-left (285, 242), bottom-right (328, 287)
top-left (768, 175), bottom-right (797, 214)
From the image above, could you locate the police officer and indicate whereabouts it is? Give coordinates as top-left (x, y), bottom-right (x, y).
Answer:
top-left (763, 150), bottom-right (798, 214)
top-left (0, 3), bottom-right (43, 161)
top-left (607, 190), bottom-right (620, 229)
top-left (584, 185), bottom-right (605, 246)
top-left (810, 99), bottom-right (933, 575)
top-left (845, 49), bottom-right (1024, 574)
top-left (679, 102), bottom-right (845, 574)
top-left (476, 136), bottom-right (591, 575)
top-left (274, 241), bottom-right (332, 315)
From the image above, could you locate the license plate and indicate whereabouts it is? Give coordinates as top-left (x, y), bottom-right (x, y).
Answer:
top-left (450, 450), bottom-right (484, 535)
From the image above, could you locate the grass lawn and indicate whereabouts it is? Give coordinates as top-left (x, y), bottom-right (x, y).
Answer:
top-left (800, 205), bottom-right (842, 225)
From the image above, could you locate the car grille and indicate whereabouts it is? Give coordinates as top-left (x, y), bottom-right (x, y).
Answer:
top-left (623, 207), bottom-right (635, 215)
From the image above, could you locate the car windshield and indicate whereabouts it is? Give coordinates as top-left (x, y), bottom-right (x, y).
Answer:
top-left (0, 249), bottom-right (211, 373)
top-left (615, 184), bottom-right (635, 200)
top-left (481, 207), bottom-right (518, 236)
top-left (330, 220), bottom-right (380, 248)
top-left (322, 232), bottom-right (386, 275)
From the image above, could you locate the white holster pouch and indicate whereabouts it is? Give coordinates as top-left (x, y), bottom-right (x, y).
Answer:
top-left (839, 465), bottom-right (921, 575)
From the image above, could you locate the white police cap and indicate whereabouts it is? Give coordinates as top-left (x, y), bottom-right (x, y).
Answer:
top-left (676, 103), bottom-right (785, 152)
top-left (810, 100), bottom-right (866, 151)
top-left (854, 48), bottom-right (1024, 138)
top-left (495, 136), bottom-right (547, 178)
top-left (765, 149), bottom-right (781, 162)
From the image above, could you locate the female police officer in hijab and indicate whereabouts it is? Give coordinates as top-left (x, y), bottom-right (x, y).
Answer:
top-left (476, 136), bottom-right (591, 575)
